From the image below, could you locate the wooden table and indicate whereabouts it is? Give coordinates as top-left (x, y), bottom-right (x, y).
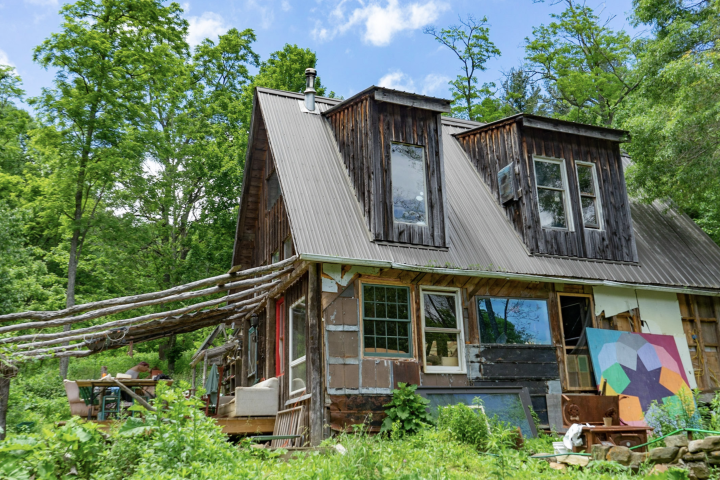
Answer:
top-left (573, 426), bottom-right (650, 453)
top-left (75, 379), bottom-right (172, 420)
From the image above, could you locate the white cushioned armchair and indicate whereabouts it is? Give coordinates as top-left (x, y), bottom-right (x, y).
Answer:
top-left (234, 377), bottom-right (279, 417)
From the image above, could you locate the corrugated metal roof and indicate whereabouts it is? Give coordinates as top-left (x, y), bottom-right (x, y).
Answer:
top-left (257, 88), bottom-right (720, 292)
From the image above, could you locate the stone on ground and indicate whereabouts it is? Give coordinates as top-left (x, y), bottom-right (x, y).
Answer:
top-left (649, 446), bottom-right (679, 464)
top-left (606, 446), bottom-right (632, 465)
top-left (549, 462), bottom-right (567, 471)
top-left (686, 462), bottom-right (710, 480)
top-left (556, 454), bottom-right (590, 467)
top-left (665, 434), bottom-right (689, 448)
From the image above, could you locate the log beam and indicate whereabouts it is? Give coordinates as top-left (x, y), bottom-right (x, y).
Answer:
top-left (307, 263), bottom-right (324, 446)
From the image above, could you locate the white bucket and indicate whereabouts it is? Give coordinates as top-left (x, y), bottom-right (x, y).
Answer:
top-left (553, 442), bottom-right (570, 454)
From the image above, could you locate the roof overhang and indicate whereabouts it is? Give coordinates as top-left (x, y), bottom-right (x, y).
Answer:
top-left (454, 113), bottom-right (630, 143)
top-left (323, 86), bottom-right (452, 115)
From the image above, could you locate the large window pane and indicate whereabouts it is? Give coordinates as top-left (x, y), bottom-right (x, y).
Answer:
top-left (290, 362), bottom-right (306, 391)
top-left (537, 189), bottom-right (567, 228)
top-left (535, 161), bottom-right (563, 188)
top-left (577, 165), bottom-right (595, 195)
top-left (478, 298), bottom-right (552, 345)
top-left (391, 143), bottom-right (427, 225)
top-left (580, 196), bottom-right (598, 227)
top-left (363, 284), bottom-right (412, 357)
top-left (423, 294), bottom-right (458, 329)
top-left (424, 331), bottom-right (460, 366)
top-left (291, 301), bottom-right (306, 362)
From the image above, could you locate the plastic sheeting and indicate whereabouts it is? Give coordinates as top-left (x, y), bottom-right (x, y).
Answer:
top-left (593, 286), bottom-right (638, 317)
top-left (591, 287), bottom-right (697, 389)
top-left (636, 290), bottom-right (697, 389)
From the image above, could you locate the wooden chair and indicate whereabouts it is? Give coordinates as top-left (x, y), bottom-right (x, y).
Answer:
top-left (249, 405), bottom-right (305, 448)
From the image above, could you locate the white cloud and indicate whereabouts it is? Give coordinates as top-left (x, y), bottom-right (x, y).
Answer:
top-left (187, 12), bottom-right (229, 47)
top-left (281, 0), bottom-right (291, 11)
top-left (378, 71), bottom-right (451, 96)
top-left (421, 73), bottom-right (451, 96)
top-left (181, 2), bottom-right (190, 12)
top-left (378, 70), bottom-right (416, 92)
top-left (0, 49), bottom-right (13, 67)
top-left (312, 0), bottom-right (449, 46)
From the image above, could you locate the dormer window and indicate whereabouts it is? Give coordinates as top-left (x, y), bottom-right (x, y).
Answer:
top-left (576, 162), bottom-right (602, 229)
top-left (391, 143), bottom-right (427, 226)
top-left (533, 156), bottom-right (573, 230)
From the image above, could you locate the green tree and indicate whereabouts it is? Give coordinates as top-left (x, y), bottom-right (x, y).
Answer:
top-left (424, 16), bottom-right (502, 122)
top-left (524, 0), bottom-right (641, 126)
top-left (30, 0), bottom-right (188, 378)
top-left (499, 67), bottom-right (550, 116)
top-left (618, 0), bottom-right (720, 244)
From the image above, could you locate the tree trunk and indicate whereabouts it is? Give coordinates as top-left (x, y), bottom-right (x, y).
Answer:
top-left (167, 334), bottom-right (177, 373)
top-left (60, 230), bottom-right (81, 379)
top-left (0, 377), bottom-right (10, 441)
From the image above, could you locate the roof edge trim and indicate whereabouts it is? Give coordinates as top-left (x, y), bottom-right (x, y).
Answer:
top-left (454, 113), bottom-right (630, 143)
top-left (299, 253), bottom-right (720, 296)
top-left (323, 85), bottom-right (452, 116)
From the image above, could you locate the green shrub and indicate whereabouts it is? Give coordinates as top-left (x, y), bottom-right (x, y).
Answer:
top-left (380, 382), bottom-right (433, 437)
top-left (437, 402), bottom-right (489, 450)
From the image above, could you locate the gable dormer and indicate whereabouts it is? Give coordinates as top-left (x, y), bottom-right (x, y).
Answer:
top-left (455, 114), bottom-right (638, 263)
top-left (323, 87), bottom-right (451, 248)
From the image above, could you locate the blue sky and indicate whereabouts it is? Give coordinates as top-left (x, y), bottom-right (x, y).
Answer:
top-left (0, 0), bottom-right (643, 104)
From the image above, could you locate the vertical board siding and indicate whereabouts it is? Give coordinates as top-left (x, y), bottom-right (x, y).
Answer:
top-left (326, 93), bottom-right (447, 248)
top-left (458, 120), bottom-right (638, 262)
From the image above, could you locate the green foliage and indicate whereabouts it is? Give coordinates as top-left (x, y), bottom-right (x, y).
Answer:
top-left (425, 16), bottom-right (502, 122)
top-left (525, 0), bottom-right (641, 126)
top-left (381, 382), bottom-right (433, 436)
top-left (436, 401), bottom-right (489, 450)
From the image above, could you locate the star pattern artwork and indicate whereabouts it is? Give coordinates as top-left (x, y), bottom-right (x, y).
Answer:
top-left (586, 328), bottom-right (692, 426)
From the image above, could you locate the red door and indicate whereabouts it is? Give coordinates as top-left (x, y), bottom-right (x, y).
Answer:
top-left (275, 298), bottom-right (285, 378)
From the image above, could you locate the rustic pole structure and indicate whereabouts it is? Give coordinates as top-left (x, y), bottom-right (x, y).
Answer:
top-left (265, 297), bottom-right (276, 379)
top-left (0, 365), bottom-right (17, 441)
top-left (240, 317), bottom-right (249, 387)
top-left (307, 263), bottom-right (324, 446)
top-left (191, 364), bottom-right (196, 392)
top-left (202, 351), bottom-right (208, 387)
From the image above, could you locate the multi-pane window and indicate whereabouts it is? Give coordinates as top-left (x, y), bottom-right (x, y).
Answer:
top-left (362, 284), bottom-right (412, 357)
top-left (391, 143), bottom-right (427, 226)
top-left (478, 298), bottom-right (552, 345)
top-left (283, 235), bottom-right (293, 259)
top-left (289, 298), bottom-right (307, 395)
top-left (271, 251), bottom-right (280, 264)
top-left (534, 157), bottom-right (571, 229)
top-left (267, 171), bottom-right (281, 210)
top-left (576, 162), bottom-right (602, 229)
top-left (421, 287), bottom-right (465, 373)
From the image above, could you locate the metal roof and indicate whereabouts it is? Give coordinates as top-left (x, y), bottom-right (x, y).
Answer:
top-left (256, 88), bottom-right (720, 292)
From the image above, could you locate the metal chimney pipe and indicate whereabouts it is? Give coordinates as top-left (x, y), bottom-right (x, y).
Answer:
top-left (304, 68), bottom-right (317, 112)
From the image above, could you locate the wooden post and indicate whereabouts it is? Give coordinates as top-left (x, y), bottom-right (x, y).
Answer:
top-left (265, 297), bottom-right (276, 379)
top-left (202, 351), bottom-right (208, 387)
top-left (0, 377), bottom-right (10, 441)
top-left (307, 262), bottom-right (324, 446)
top-left (191, 364), bottom-right (196, 392)
top-left (241, 318), bottom-right (249, 387)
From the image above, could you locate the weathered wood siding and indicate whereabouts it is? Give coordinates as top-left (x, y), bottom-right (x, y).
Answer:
top-left (457, 120), bottom-right (638, 262)
top-left (326, 93), bottom-right (447, 247)
top-left (232, 108), bottom-right (292, 270)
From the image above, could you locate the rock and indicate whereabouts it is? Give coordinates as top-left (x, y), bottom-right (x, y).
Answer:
top-left (683, 451), bottom-right (706, 462)
top-left (649, 446), bottom-right (680, 464)
top-left (591, 444), bottom-right (612, 462)
top-left (556, 454), bottom-right (590, 467)
top-left (630, 451), bottom-right (648, 467)
top-left (686, 462), bottom-right (710, 480)
top-left (606, 446), bottom-right (632, 465)
top-left (706, 450), bottom-right (720, 465)
top-left (665, 434), bottom-right (689, 448)
top-left (648, 464), bottom-right (669, 475)
top-left (689, 439), bottom-right (705, 453)
top-left (549, 462), bottom-right (567, 471)
top-left (674, 447), bottom-right (688, 463)
top-left (702, 436), bottom-right (720, 452)
top-left (530, 454), bottom-right (556, 463)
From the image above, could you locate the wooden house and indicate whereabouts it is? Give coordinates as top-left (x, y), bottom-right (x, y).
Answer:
top-left (228, 70), bottom-right (720, 444)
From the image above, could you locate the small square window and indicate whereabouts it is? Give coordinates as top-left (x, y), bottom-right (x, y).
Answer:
top-left (362, 284), bottom-right (412, 358)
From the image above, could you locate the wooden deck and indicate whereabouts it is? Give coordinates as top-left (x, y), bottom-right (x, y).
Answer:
top-left (64, 416), bottom-right (275, 435)
top-left (215, 416), bottom-right (275, 434)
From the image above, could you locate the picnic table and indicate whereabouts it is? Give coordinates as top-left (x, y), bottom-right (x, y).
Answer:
top-left (75, 379), bottom-right (172, 420)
